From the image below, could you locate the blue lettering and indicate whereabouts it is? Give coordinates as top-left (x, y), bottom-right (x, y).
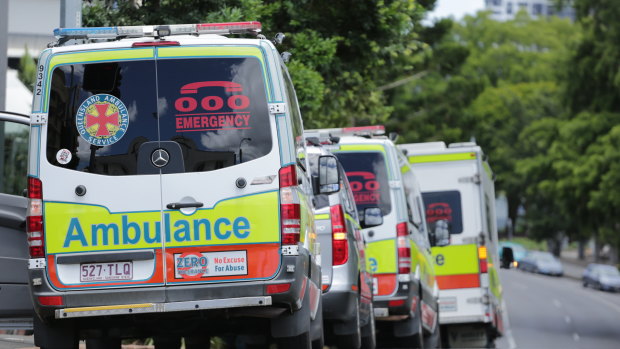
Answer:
top-left (91, 223), bottom-right (119, 246)
top-left (64, 218), bottom-right (88, 248)
top-left (214, 218), bottom-right (231, 239)
top-left (193, 219), bottom-right (211, 241)
top-left (233, 217), bottom-right (250, 238)
top-left (173, 220), bottom-right (191, 242)
top-left (122, 215), bottom-right (140, 244)
top-left (144, 221), bottom-right (161, 243)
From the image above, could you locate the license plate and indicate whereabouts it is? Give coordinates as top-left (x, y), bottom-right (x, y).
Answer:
top-left (439, 297), bottom-right (457, 312)
top-left (80, 262), bottom-right (133, 282)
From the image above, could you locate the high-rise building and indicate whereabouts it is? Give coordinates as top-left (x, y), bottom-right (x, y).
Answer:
top-left (485, 0), bottom-right (575, 21)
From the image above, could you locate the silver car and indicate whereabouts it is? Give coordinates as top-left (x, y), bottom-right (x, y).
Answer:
top-left (307, 141), bottom-right (377, 349)
top-left (583, 263), bottom-right (620, 292)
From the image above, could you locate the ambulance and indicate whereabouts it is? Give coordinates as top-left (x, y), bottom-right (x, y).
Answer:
top-left (400, 141), bottom-right (504, 348)
top-left (26, 22), bottom-right (325, 348)
top-left (313, 126), bottom-right (445, 348)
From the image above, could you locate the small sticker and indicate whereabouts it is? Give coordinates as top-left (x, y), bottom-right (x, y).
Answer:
top-left (75, 94), bottom-right (129, 146)
top-left (56, 149), bottom-right (72, 165)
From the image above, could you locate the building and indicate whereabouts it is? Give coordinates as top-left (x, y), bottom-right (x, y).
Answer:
top-left (485, 0), bottom-right (575, 21)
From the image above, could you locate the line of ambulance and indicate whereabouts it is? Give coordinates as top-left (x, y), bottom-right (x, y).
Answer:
top-left (16, 21), bottom-right (505, 348)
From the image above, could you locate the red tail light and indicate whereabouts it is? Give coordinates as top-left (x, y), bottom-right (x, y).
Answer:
top-left (280, 165), bottom-right (300, 245)
top-left (388, 299), bottom-right (405, 307)
top-left (27, 177), bottom-right (45, 258)
top-left (266, 283), bottom-right (291, 294)
top-left (478, 246), bottom-right (488, 273)
top-left (38, 296), bottom-right (64, 306)
top-left (397, 222), bottom-right (410, 274)
top-left (331, 205), bottom-right (349, 265)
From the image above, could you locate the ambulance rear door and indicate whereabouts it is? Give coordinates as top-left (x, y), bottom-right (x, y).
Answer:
top-left (153, 46), bottom-right (282, 286)
top-left (40, 47), bottom-right (167, 296)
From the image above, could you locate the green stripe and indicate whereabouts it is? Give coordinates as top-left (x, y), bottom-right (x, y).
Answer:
top-left (409, 152), bottom-right (477, 164)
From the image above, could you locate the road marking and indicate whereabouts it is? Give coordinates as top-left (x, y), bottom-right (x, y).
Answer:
top-left (553, 299), bottom-right (562, 308)
top-left (580, 287), bottom-right (620, 315)
top-left (573, 333), bottom-right (580, 342)
top-left (564, 315), bottom-right (571, 324)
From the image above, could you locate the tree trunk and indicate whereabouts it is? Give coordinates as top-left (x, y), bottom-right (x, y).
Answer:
top-left (578, 240), bottom-right (585, 260)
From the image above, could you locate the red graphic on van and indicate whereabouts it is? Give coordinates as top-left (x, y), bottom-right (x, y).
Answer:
top-left (174, 81), bottom-right (252, 132)
top-left (426, 202), bottom-right (452, 223)
top-left (86, 103), bottom-right (120, 137)
top-left (347, 171), bottom-right (381, 205)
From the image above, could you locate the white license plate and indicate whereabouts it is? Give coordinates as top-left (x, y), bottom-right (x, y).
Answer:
top-left (439, 297), bottom-right (457, 312)
top-left (80, 262), bottom-right (133, 282)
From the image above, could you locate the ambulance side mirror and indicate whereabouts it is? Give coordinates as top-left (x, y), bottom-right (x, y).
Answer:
top-left (317, 155), bottom-right (340, 195)
top-left (361, 207), bottom-right (383, 229)
top-left (430, 219), bottom-right (450, 247)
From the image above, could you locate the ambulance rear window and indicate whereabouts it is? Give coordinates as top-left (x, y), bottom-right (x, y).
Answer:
top-left (46, 57), bottom-right (271, 175)
top-left (335, 152), bottom-right (391, 216)
top-left (422, 191), bottom-right (463, 235)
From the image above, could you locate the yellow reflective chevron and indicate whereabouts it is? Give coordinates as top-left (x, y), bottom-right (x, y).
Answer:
top-left (338, 144), bottom-right (387, 155)
top-left (408, 152), bottom-right (477, 164)
top-left (366, 239), bottom-right (397, 274)
top-left (314, 214), bottom-right (330, 220)
top-left (431, 244), bottom-right (479, 275)
top-left (45, 191), bottom-right (279, 254)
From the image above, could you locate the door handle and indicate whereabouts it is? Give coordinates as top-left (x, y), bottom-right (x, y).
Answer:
top-left (166, 202), bottom-right (204, 210)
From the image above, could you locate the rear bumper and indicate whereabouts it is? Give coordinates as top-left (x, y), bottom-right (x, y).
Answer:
top-left (30, 253), bottom-right (316, 321)
top-left (373, 276), bottom-right (419, 320)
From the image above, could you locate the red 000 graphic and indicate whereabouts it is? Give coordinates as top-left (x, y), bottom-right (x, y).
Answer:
top-left (175, 81), bottom-right (251, 113)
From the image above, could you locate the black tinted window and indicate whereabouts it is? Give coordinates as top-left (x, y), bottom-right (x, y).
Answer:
top-left (336, 152), bottom-right (391, 215)
top-left (0, 120), bottom-right (29, 195)
top-left (422, 190), bottom-right (463, 234)
top-left (156, 57), bottom-right (271, 171)
top-left (47, 61), bottom-right (159, 175)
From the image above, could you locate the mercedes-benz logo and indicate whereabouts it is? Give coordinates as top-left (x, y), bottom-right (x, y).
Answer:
top-left (151, 149), bottom-right (170, 168)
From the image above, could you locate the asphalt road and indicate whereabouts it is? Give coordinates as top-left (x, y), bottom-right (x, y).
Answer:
top-left (4, 268), bottom-right (620, 349)
top-left (496, 268), bottom-right (620, 349)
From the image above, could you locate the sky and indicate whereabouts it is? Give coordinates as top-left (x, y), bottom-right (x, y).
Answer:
top-left (428, 0), bottom-right (486, 21)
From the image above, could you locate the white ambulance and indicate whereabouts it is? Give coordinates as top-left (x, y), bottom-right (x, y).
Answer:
top-left (26, 22), bottom-right (325, 348)
top-left (399, 141), bottom-right (504, 348)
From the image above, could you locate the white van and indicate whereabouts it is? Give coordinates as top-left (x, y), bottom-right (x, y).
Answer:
top-left (26, 22), bottom-right (325, 348)
top-left (313, 126), bottom-right (444, 348)
top-left (400, 141), bottom-right (504, 348)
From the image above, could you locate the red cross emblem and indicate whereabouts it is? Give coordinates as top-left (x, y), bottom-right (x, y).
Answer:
top-left (85, 103), bottom-right (119, 137)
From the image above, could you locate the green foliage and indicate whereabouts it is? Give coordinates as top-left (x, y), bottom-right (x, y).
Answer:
top-left (18, 47), bottom-right (37, 91)
top-left (83, 0), bottom-right (437, 127)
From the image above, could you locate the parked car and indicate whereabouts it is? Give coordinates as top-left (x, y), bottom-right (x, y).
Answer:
top-left (518, 251), bottom-right (564, 276)
top-left (499, 241), bottom-right (527, 268)
top-left (0, 111), bottom-right (34, 331)
top-left (582, 263), bottom-right (620, 292)
top-left (306, 139), bottom-right (377, 348)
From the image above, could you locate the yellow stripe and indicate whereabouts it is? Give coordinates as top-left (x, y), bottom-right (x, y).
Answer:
top-left (339, 144), bottom-right (386, 154)
top-left (483, 161), bottom-right (493, 179)
top-left (401, 165), bottom-right (409, 174)
top-left (408, 152), bottom-right (477, 164)
top-left (64, 303), bottom-right (154, 313)
top-left (315, 214), bottom-right (330, 220)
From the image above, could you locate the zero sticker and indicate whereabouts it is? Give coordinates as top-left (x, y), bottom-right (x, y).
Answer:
top-left (174, 81), bottom-right (252, 133)
top-left (174, 250), bottom-right (248, 279)
top-left (56, 149), bottom-right (72, 165)
top-left (75, 94), bottom-right (129, 146)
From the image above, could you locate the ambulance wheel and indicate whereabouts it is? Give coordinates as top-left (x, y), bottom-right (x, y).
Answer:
top-left (276, 331), bottom-right (311, 348)
top-left (153, 335), bottom-right (182, 349)
top-left (311, 296), bottom-right (325, 349)
top-left (360, 304), bottom-right (376, 349)
top-left (423, 321), bottom-right (441, 349)
top-left (33, 316), bottom-right (79, 349)
top-left (85, 337), bottom-right (121, 349)
top-left (397, 306), bottom-right (423, 349)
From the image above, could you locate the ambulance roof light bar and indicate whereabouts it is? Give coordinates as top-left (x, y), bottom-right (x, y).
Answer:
top-left (53, 21), bottom-right (262, 41)
top-left (306, 125), bottom-right (386, 139)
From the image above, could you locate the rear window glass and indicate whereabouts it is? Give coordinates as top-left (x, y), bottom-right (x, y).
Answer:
top-left (46, 57), bottom-right (270, 175)
top-left (422, 190), bottom-right (463, 234)
top-left (335, 152), bottom-right (391, 215)
top-left (1, 120), bottom-right (29, 195)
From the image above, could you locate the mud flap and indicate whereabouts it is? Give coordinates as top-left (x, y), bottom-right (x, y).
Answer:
top-left (271, 282), bottom-right (311, 338)
top-left (393, 311), bottom-right (422, 338)
top-left (34, 316), bottom-right (79, 349)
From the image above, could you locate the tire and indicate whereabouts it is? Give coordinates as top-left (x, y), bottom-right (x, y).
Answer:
top-left (277, 331), bottom-right (311, 349)
top-left (334, 296), bottom-right (361, 349)
top-left (392, 306), bottom-right (423, 349)
top-left (311, 297), bottom-right (325, 349)
top-left (34, 316), bottom-right (79, 349)
top-left (86, 337), bottom-right (121, 349)
top-left (360, 305), bottom-right (376, 349)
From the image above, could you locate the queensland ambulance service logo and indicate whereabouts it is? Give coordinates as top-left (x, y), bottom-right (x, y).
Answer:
top-left (76, 94), bottom-right (129, 146)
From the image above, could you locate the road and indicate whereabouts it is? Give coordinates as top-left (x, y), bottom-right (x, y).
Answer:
top-left (3, 268), bottom-right (620, 348)
top-left (496, 268), bottom-right (620, 349)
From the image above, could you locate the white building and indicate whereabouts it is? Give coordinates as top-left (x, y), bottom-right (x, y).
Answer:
top-left (485, 0), bottom-right (575, 21)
